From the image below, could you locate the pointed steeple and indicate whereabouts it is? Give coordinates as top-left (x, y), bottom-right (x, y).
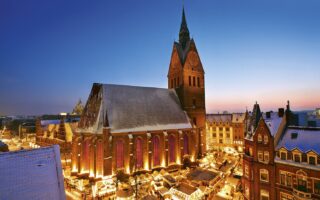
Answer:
top-left (179, 7), bottom-right (191, 49)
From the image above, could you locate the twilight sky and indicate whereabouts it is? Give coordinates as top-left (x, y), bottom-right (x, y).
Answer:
top-left (0, 0), bottom-right (319, 115)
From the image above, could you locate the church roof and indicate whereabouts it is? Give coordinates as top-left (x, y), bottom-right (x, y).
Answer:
top-left (78, 83), bottom-right (192, 134)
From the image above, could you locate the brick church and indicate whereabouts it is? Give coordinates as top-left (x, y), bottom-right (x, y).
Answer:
top-left (71, 8), bottom-right (206, 178)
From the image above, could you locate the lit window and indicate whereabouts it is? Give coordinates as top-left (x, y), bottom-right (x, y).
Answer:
top-left (249, 148), bottom-right (253, 156)
top-left (258, 134), bottom-right (262, 143)
top-left (264, 151), bottom-right (269, 163)
top-left (258, 151), bottom-right (263, 162)
top-left (280, 172), bottom-right (286, 185)
top-left (260, 189), bottom-right (269, 200)
top-left (287, 175), bottom-right (292, 187)
top-left (245, 165), bottom-right (249, 178)
top-left (260, 169), bottom-right (269, 182)
top-left (264, 135), bottom-right (268, 144)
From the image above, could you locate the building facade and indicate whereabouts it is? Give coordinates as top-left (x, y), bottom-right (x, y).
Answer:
top-left (242, 102), bottom-right (320, 200)
top-left (36, 116), bottom-right (78, 154)
top-left (71, 9), bottom-right (206, 179)
top-left (206, 113), bottom-right (246, 152)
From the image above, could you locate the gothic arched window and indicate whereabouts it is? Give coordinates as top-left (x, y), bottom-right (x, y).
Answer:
top-left (169, 135), bottom-right (176, 163)
top-left (183, 134), bottom-right (189, 155)
top-left (136, 138), bottom-right (143, 169)
top-left (153, 136), bottom-right (160, 166)
top-left (116, 140), bottom-right (124, 168)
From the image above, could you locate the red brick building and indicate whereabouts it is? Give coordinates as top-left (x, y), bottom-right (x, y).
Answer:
top-left (242, 102), bottom-right (320, 200)
top-left (71, 8), bottom-right (206, 179)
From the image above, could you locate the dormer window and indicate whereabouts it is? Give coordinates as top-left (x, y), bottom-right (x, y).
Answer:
top-left (279, 148), bottom-right (288, 160)
top-left (258, 134), bottom-right (262, 143)
top-left (264, 135), bottom-right (268, 144)
top-left (307, 152), bottom-right (317, 165)
top-left (308, 156), bottom-right (316, 165)
top-left (280, 152), bottom-right (287, 160)
top-left (293, 153), bottom-right (301, 163)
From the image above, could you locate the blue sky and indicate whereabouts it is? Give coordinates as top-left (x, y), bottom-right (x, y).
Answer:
top-left (0, 0), bottom-right (319, 115)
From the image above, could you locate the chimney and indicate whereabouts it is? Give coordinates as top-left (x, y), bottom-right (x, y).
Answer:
top-left (266, 112), bottom-right (271, 119)
top-left (278, 108), bottom-right (284, 117)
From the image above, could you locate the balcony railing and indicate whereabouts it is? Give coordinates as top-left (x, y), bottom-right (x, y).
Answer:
top-left (293, 186), bottom-right (312, 200)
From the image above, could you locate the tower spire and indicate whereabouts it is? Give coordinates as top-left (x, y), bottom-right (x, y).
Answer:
top-left (179, 7), bottom-right (190, 49)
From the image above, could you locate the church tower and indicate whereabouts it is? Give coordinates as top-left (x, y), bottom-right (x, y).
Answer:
top-left (168, 8), bottom-right (206, 156)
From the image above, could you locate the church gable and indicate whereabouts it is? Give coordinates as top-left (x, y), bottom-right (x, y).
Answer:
top-left (168, 45), bottom-right (183, 76)
top-left (183, 41), bottom-right (204, 73)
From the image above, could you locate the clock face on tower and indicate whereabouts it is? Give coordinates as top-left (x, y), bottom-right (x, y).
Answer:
top-left (188, 51), bottom-right (199, 67)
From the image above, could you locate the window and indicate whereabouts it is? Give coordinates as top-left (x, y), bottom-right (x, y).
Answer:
top-left (188, 76), bottom-right (191, 86)
top-left (258, 134), bottom-right (262, 143)
top-left (226, 127), bottom-right (230, 132)
top-left (212, 132), bottom-right (216, 138)
top-left (260, 189), bottom-right (269, 200)
top-left (219, 133), bottom-right (223, 138)
top-left (219, 127), bottom-right (223, 131)
top-left (294, 154), bottom-right (301, 163)
top-left (287, 175), bottom-right (292, 187)
top-left (168, 135), bottom-right (176, 163)
top-left (226, 133), bottom-right (230, 138)
top-left (249, 148), bottom-right (253, 156)
top-left (136, 138), bottom-right (143, 168)
top-left (219, 139), bottom-right (223, 144)
top-left (264, 151), bottom-right (269, 163)
top-left (183, 134), bottom-right (189, 155)
top-left (264, 135), bottom-right (268, 144)
top-left (197, 77), bottom-right (200, 87)
top-left (244, 165), bottom-right (249, 178)
top-left (116, 140), bottom-right (124, 168)
top-left (280, 172), bottom-right (286, 185)
top-left (258, 151), bottom-right (263, 162)
top-left (308, 155), bottom-right (316, 165)
top-left (260, 169), bottom-right (269, 182)
top-left (280, 152), bottom-right (287, 160)
top-left (193, 76), bottom-right (196, 86)
top-left (314, 180), bottom-right (320, 194)
top-left (297, 177), bottom-right (307, 192)
top-left (153, 136), bottom-right (160, 166)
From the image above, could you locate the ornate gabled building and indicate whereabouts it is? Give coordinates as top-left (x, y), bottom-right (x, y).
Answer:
top-left (71, 8), bottom-right (206, 179)
top-left (242, 101), bottom-right (320, 200)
